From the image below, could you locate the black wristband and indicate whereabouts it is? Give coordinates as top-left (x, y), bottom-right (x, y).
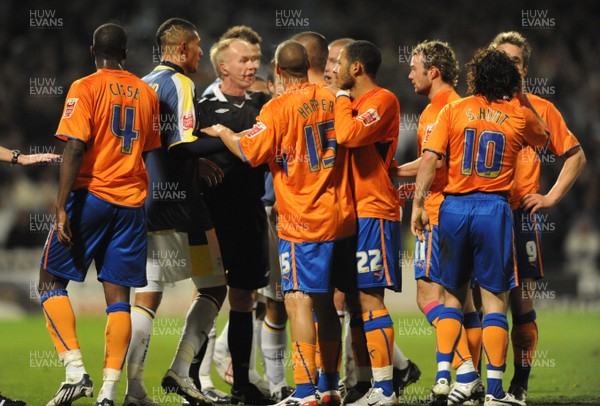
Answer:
top-left (11, 150), bottom-right (20, 165)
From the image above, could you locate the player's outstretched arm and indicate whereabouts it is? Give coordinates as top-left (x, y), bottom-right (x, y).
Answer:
top-left (521, 147), bottom-right (586, 214)
top-left (201, 124), bottom-right (248, 160)
top-left (55, 139), bottom-right (85, 247)
top-left (0, 146), bottom-right (60, 165)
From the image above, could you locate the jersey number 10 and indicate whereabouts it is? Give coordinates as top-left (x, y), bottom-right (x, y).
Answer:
top-left (461, 128), bottom-right (506, 178)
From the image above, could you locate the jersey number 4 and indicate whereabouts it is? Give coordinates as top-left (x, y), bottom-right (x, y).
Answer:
top-left (111, 104), bottom-right (139, 154)
top-left (461, 128), bottom-right (506, 178)
top-left (305, 120), bottom-right (337, 172)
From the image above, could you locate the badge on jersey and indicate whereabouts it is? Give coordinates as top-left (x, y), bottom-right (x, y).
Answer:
top-left (423, 123), bottom-right (436, 144)
top-left (182, 111), bottom-right (194, 130)
top-left (62, 98), bottom-right (78, 118)
top-left (357, 108), bottom-right (381, 127)
top-left (246, 122), bottom-right (267, 138)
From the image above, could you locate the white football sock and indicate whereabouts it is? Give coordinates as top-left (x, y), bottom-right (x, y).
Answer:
top-left (394, 343), bottom-right (409, 370)
top-left (262, 316), bottom-right (287, 391)
top-left (170, 295), bottom-right (219, 376)
top-left (125, 305), bottom-right (155, 397)
top-left (98, 368), bottom-right (120, 402)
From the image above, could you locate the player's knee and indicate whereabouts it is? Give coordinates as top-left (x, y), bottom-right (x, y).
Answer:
top-left (198, 285), bottom-right (227, 306)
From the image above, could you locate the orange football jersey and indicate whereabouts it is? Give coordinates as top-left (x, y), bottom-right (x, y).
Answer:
top-left (509, 94), bottom-right (581, 209)
top-left (424, 95), bottom-right (548, 194)
top-left (239, 82), bottom-right (356, 242)
top-left (417, 88), bottom-right (461, 224)
top-left (335, 87), bottom-right (400, 221)
top-left (56, 69), bottom-right (160, 207)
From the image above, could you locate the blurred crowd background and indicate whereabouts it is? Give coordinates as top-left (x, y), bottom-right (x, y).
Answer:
top-left (1, 0), bottom-right (599, 305)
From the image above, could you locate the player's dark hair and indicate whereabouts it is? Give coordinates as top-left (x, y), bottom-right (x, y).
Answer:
top-left (220, 25), bottom-right (262, 44)
top-left (275, 40), bottom-right (309, 79)
top-left (345, 40), bottom-right (381, 79)
top-left (291, 32), bottom-right (328, 73)
top-left (467, 47), bottom-right (521, 102)
top-left (490, 31), bottom-right (531, 69)
top-left (93, 23), bottom-right (127, 61)
top-left (156, 18), bottom-right (197, 47)
top-left (413, 40), bottom-right (459, 87)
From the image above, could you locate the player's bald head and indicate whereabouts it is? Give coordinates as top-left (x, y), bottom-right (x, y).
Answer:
top-left (93, 23), bottom-right (127, 61)
top-left (275, 40), bottom-right (309, 79)
top-left (291, 32), bottom-right (328, 73)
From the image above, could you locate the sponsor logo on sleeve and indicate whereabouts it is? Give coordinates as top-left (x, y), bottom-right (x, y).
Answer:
top-left (357, 108), bottom-right (380, 126)
top-left (62, 98), bottom-right (78, 118)
top-left (423, 123), bottom-right (436, 144)
top-left (182, 111), bottom-right (194, 130)
top-left (246, 122), bottom-right (267, 138)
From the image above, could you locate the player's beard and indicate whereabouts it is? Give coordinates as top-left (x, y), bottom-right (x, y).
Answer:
top-left (336, 66), bottom-right (355, 90)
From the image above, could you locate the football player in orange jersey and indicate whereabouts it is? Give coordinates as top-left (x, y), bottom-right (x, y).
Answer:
top-left (412, 47), bottom-right (549, 406)
top-left (333, 40), bottom-right (401, 406)
top-left (490, 31), bottom-right (586, 403)
top-left (38, 23), bottom-right (160, 406)
top-left (394, 40), bottom-right (484, 405)
top-left (324, 38), bottom-right (354, 86)
top-left (203, 40), bottom-right (356, 406)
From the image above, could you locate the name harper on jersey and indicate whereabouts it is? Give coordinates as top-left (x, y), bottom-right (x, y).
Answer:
top-left (465, 107), bottom-right (510, 126)
top-left (109, 82), bottom-right (141, 100)
top-left (297, 98), bottom-right (334, 120)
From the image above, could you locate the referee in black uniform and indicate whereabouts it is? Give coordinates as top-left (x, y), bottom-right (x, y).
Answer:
top-left (197, 37), bottom-right (272, 405)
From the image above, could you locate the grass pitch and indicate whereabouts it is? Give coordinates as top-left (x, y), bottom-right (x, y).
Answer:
top-left (1, 310), bottom-right (599, 405)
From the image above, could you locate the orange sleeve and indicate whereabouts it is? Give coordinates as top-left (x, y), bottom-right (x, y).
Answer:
top-left (422, 104), bottom-right (450, 158)
top-left (239, 102), bottom-right (279, 167)
top-left (55, 80), bottom-right (93, 143)
top-left (334, 93), bottom-right (396, 148)
top-left (544, 103), bottom-right (581, 157)
top-left (523, 107), bottom-right (549, 148)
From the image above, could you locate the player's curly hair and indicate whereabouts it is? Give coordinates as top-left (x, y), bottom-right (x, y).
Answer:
top-left (466, 47), bottom-right (521, 102)
top-left (490, 31), bottom-right (531, 69)
top-left (412, 40), bottom-right (459, 87)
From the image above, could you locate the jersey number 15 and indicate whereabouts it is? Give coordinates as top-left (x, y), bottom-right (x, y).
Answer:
top-left (305, 120), bottom-right (337, 172)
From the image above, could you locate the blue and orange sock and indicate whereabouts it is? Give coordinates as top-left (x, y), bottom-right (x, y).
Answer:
top-left (435, 307), bottom-right (463, 383)
top-left (464, 311), bottom-right (483, 372)
top-left (104, 302), bottom-right (131, 370)
top-left (363, 309), bottom-right (394, 396)
top-left (482, 313), bottom-right (509, 398)
top-left (41, 289), bottom-right (79, 355)
top-left (423, 301), bottom-right (443, 327)
top-left (292, 341), bottom-right (317, 398)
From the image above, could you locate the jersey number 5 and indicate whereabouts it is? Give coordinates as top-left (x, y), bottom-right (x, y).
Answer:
top-left (305, 120), bottom-right (337, 172)
top-left (461, 128), bottom-right (506, 178)
top-left (111, 104), bottom-right (139, 154)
